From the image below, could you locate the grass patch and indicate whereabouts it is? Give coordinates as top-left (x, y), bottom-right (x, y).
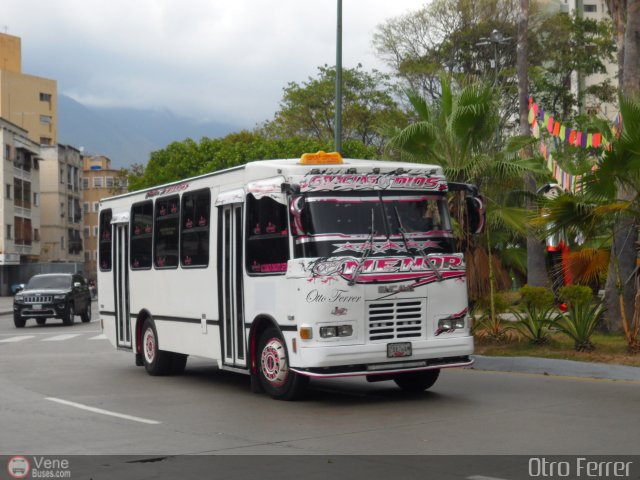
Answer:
top-left (474, 332), bottom-right (640, 367)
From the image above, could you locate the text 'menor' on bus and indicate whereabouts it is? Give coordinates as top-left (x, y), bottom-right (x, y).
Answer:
top-left (97, 152), bottom-right (485, 400)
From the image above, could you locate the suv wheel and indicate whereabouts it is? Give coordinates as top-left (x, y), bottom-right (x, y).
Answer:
top-left (14, 314), bottom-right (26, 328)
top-left (63, 303), bottom-right (75, 325)
top-left (81, 302), bottom-right (91, 323)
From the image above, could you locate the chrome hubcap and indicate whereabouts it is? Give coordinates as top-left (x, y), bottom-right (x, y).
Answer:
top-left (261, 338), bottom-right (288, 386)
top-left (143, 328), bottom-right (155, 363)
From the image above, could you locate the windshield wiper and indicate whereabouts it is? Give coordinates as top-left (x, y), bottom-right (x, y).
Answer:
top-left (348, 208), bottom-right (376, 286)
top-left (393, 206), bottom-right (443, 282)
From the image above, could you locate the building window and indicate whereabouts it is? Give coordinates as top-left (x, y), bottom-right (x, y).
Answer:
top-left (14, 217), bottom-right (33, 245)
top-left (34, 228), bottom-right (40, 242)
top-left (4, 144), bottom-right (11, 161)
top-left (93, 226), bottom-right (99, 237)
top-left (60, 202), bottom-right (65, 218)
top-left (6, 225), bottom-right (12, 240)
top-left (93, 202), bottom-right (99, 212)
top-left (60, 167), bottom-right (65, 184)
top-left (85, 251), bottom-right (91, 262)
top-left (14, 179), bottom-right (31, 209)
top-left (6, 184), bottom-right (11, 200)
top-left (39, 92), bottom-right (52, 102)
top-left (83, 202), bottom-right (89, 213)
top-left (33, 192), bottom-right (39, 207)
top-left (82, 177), bottom-right (89, 190)
top-left (84, 226), bottom-right (90, 238)
top-left (61, 236), bottom-right (65, 250)
top-left (40, 137), bottom-right (52, 146)
top-left (106, 177), bottom-right (114, 188)
top-left (583, 3), bottom-right (597, 11)
top-left (39, 115), bottom-right (52, 125)
top-left (93, 177), bottom-right (103, 188)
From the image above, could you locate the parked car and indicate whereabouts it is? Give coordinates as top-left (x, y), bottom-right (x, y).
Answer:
top-left (13, 273), bottom-right (92, 328)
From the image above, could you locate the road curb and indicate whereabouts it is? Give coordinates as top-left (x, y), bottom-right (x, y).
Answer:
top-left (472, 354), bottom-right (640, 382)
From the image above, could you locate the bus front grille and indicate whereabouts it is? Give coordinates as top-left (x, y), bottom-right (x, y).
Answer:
top-left (367, 299), bottom-right (425, 342)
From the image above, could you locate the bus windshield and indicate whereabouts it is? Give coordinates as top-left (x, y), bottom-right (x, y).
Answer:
top-left (290, 192), bottom-right (455, 258)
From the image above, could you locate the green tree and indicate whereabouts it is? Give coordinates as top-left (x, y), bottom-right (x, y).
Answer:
top-left (260, 64), bottom-right (407, 153)
top-left (128, 131), bottom-right (378, 191)
top-left (387, 76), bottom-right (549, 300)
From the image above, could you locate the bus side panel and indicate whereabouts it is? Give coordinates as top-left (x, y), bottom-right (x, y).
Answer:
top-left (128, 266), bottom-right (221, 360)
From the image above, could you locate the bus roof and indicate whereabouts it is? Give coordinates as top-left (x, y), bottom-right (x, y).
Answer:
top-left (100, 158), bottom-right (445, 204)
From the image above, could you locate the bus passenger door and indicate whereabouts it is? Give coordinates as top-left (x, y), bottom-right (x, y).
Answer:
top-left (218, 203), bottom-right (247, 368)
top-left (113, 222), bottom-right (132, 349)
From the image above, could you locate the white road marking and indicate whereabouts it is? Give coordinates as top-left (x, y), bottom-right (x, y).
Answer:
top-left (89, 334), bottom-right (107, 340)
top-left (42, 334), bottom-right (82, 342)
top-left (0, 330), bottom-right (101, 336)
top-left (0, 335), bottom-right (35, 343)
top-left (45, 397), bottom-right (161, 425)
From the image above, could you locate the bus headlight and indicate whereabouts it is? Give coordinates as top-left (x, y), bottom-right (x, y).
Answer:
top-left (320, 325), bottom-right (353, 338)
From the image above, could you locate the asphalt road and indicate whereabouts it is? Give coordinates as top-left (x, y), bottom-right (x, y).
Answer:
top-left (1, 302), bottom-right (639, 478)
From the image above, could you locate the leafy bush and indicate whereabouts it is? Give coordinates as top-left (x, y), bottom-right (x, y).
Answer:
top-left (558, 285), bottom-right (593, 307)
top-left (555, 287), bottom-right (604, 351)
top-left (510, 286), bottom-right (560, 345)
top-left (511, 304), bottom-right (561, 345)
top-left (472, 292), bottom-right (515, 343)
top-left (518, 285), bottom-right (555, 310)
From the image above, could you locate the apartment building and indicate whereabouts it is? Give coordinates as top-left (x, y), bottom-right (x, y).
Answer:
top-left (39, 144), bottom-right (83, 263)
top-left (0, 118), bottom-right (41, 294)
top-left (82, 155), bottom-right (127, 280)
top-left (0, 32), bottom-right (57, 146)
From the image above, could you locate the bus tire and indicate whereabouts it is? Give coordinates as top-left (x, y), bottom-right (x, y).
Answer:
top-left (170, 353), bottom-right (188, 375)
top-left (257, 327), bottom-right (308, 401)
top-left (141, 318), bottom-right (172, 376)
top-left (393, 369), bottom-right (440, 393)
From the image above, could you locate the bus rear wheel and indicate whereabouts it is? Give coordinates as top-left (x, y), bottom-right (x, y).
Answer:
top-left (393, 369), bottom-right (440, 393)
top-left (141, 318), bottom-right (173, 376)
top-left (257, 327), bottom-right (308, 400)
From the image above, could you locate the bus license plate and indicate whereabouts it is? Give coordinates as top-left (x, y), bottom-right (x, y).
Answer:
top-left (33, 304), bottom-right (42, 310)
top-left (387, 342), bottom-right (412, 358)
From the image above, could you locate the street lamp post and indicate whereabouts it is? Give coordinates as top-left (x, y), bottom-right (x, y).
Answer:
top-left (476, 29), bottom-right (511, 86)
top-left (334, 0), bottom-right (342, 154)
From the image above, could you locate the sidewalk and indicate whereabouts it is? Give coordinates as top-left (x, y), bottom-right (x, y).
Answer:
top-left (473, 355), bottom-right (640, 382)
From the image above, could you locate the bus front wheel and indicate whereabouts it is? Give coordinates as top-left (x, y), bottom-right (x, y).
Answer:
top-left (141, 318), bottom-right (173, 376)
top-left (257, 327), bottom-right (308, 400)
top-left (393, 369), bottom-right (440, 393)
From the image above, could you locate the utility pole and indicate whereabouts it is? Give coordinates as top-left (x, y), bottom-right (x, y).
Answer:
top-left (334, 0), bottom-right (342, 154)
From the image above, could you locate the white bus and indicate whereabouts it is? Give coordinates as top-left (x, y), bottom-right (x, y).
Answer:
top-left (97, 152), bottom-right (485, 400)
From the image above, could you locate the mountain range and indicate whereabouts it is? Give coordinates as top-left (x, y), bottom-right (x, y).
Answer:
top-left (57, 95), bottom-right (240, 169)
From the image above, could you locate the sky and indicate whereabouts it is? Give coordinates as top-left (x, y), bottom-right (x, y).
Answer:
top-left (4, 0), bottom-right (428, 129)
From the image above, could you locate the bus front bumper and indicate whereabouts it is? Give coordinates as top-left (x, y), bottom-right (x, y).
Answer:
top-left (290, 335), bottom-right (474, 378)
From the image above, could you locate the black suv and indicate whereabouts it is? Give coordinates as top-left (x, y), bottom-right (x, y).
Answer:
top-left (13, 273), bottom-right (92, 328)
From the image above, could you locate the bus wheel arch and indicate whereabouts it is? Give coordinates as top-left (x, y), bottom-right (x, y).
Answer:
top-left (249, 316), bottom-right (308, 400)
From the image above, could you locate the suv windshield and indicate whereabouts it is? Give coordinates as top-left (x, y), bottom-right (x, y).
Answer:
top-left (290, 192), bottom-right (454, 258)
top-left (26, 275), bottom-right (72, 290)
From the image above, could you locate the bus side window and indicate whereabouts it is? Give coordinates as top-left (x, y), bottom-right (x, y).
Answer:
top-left (99, 209), bottom-right (112, 271)
top-left (246, 195), bottom-right (288, 275)
top-left (130, 201), bottom-right (153, 269)
top-left (154, 195), bottom-right (179, 269)
top-left (181, 189), bottom-right (210, 267)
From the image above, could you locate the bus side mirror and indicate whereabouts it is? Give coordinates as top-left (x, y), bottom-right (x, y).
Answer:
top-left (465, 195), bottom-right (485, 234)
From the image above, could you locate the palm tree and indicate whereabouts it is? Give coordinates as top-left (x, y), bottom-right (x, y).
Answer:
top-left (540, 94), bottom-right (640, 351)
top-left (387, 76), bottom-right (549, 300)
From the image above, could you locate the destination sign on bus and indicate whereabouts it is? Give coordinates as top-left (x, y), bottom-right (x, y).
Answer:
top-left (299, 174), bottom-right (447, 192)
